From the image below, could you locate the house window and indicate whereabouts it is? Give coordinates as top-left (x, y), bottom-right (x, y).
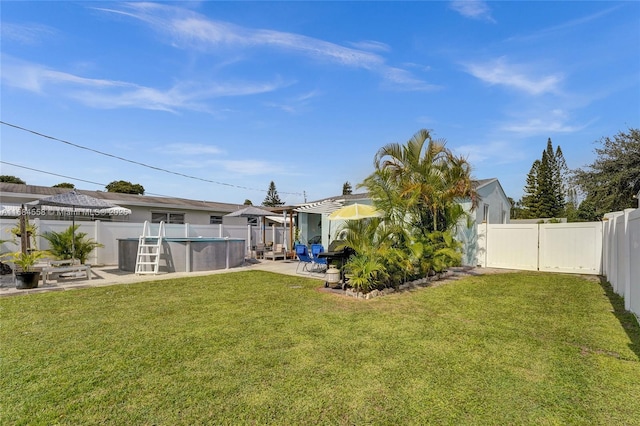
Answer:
top-left (483, 204), bottom-right (490, 223)
top-left (152, 212), bottom-right (185, 224)
top-left (210, 215), bottom-right (223, 225)
top-left (247, 217), bottom-right (258, 226)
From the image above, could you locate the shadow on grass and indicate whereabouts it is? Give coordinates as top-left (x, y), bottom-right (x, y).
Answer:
top-left (599, 277), bottom-right (640, 361)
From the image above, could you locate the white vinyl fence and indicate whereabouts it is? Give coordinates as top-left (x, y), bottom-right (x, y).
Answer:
top-left (0, 219), bottom-right (291, 266)
top-left (477, 221), bottom-right (603, 275)
top-left (603, 208), bottom-right (640, 318)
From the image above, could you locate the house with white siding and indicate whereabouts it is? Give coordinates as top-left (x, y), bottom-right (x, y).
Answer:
top-left (295, 178), bottom-right (511, 266)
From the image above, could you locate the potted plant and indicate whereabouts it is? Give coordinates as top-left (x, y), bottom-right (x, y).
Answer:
top-left (1, 250), bottom-right (48, 289)
top-left (3, 210), bottom-right (48, 289)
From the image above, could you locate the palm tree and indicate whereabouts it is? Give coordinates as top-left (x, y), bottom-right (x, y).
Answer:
top-left (41, 225), bottom-right (104, 264)
top-left (366, 129), bottom-right (476, 234)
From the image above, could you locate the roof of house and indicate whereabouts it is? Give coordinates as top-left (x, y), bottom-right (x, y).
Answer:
top-left (304, 179), bottom-right (501, 205)
top-left (0, 182), bottom-right (267, 214)
top-left (474, 178), bottom-right (498, 189)
top-left (305, 192), bottom-right (371, 204)
top-left (1, 177), bottom-right (509, 214)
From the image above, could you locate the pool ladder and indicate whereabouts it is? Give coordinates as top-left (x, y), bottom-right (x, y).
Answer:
top-left (135, 221), bottom-right (164, 275)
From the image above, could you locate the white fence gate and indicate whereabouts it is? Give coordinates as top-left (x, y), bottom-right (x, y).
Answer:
top-left (477, 222), bottom-right (603, 275)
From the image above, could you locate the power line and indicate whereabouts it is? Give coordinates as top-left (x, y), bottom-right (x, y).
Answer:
top-left (0, 160), bottom-right (179, 198)
top-left (0, 121), bottom-right (303, 195)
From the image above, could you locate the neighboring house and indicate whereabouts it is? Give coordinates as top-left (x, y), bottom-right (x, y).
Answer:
top-left (460, 178), bottom-right (511, 226)
top-left (295, 178), bottom-right (511, 266)
top-left (0, 182), bottom-right (290, 226)
top-left (456, 178), bottom-right (511, 266)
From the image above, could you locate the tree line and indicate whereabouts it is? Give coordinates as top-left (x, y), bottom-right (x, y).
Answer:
top-left (512, 128), bottom-right (639, 222)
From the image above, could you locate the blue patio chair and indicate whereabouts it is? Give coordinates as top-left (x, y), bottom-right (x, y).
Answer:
top-left (310, 244), bottom-right (328, 272)
top-left (295, 244), bottom-right (313, 274)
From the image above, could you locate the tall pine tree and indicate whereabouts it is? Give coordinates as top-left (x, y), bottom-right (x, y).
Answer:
top-left (262, 181), bottom-right (284, 207)
top-left (522, 160), bottom-right (541, 218)
top-left (521, 138), bottom-right (568, 218)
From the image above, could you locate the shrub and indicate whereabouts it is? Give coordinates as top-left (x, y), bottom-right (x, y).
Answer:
top-left (41, 225), bottom-right (104, 264)
top-left (344, 252), bottom-right (387, 293)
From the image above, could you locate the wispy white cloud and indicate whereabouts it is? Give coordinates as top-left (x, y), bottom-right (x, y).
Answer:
top-left (464, 57), bottom-right (563, 95)
top-left (174, 157), bottom-right (287, 176)
top-left (404, 62), bottom-right (432, 72)
top-left (500, 109), bottom-right (592, 136)
top-left (221, 159), bottom-right (284, 176)
top-left (348, 40), bottom-right (391, 52)
top-left (450, 0), bottom-right (495, 23)
top-left (501, 119), bottom-right (588, 136)
top-left (1, 22), bottom-right (56, 44)
top-left (160, 143), bottom-right (224, 156)
top-left (454, 140), bottom-right (527, 165)
top-left (382, 67), bottom-right (442, 91)
top-left (97, 2), bottom-right (434, 91)
top-left (1, 55), bottom-right (286, 112)
top-left (264, 90), bottom-right (322, 114)
top-left (506, 5), bottom-right (621, 43)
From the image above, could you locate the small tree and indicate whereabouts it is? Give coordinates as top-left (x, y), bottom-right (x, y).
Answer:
top-left (509, 197), bottom-right (527, 219)
top-left (106, 180), bottom-right (145, 195)
top-left (342, 181), bottom-right (353, 195)
top-left (262, 181), bottom-right (284, 207)
top-left (53, 182), bottom-right (75, 189)
top-left (0, 175), bottom-right (25, 184)
top-left (243, 199), bottom-right (253, 205)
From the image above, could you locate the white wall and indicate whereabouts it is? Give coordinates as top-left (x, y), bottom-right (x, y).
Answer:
top-left (475, 181), bottom-right (510, 225)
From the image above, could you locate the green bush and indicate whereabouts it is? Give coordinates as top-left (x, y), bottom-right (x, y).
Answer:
top-left (41, 225), bottom-right (104, 264)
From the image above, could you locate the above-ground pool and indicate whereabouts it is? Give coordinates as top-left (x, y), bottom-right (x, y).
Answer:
top-left (118, 237), bottom-right (246, 273)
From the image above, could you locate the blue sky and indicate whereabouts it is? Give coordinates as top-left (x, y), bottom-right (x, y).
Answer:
top-left (1, 1), bottom-right (638, 205)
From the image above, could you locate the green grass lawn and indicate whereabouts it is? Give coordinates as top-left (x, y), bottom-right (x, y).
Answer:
top-left (1, 271), bottom-right (639, 425)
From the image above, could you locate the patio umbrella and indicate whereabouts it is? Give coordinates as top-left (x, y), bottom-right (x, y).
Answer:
top-left (225, 205), bottom-right (275, 218)
top-left (29, 191), bottom-right (131, 260)
top-left (327, 203), bottom-right (382, 241)
top-left (225, 206), bottom-right (275, 245)
top-left (328, 203), bottom-right (382, 221)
